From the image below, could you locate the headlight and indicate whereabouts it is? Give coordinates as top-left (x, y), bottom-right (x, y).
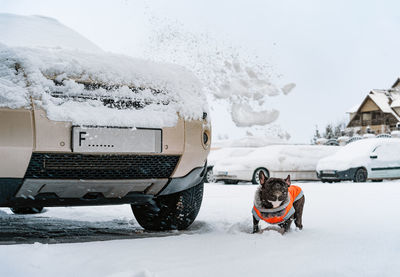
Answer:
top-left (202, 129), bottom-right (211, 149)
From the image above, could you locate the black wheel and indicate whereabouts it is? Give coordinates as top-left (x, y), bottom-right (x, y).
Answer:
top-left (131, 182), bottom-right (204, 231)
top-left (252, 168), bottom-right (269, 185)
top-left (205, 168), bottom-right (216, 183)
top-left (353, 168), bottom-right (367, 182)
top-left (10, 207), bottom-right (43, 214)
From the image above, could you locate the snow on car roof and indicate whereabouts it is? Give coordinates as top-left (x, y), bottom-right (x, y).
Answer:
top-left (215, 144), bottom-right (338, 172)
top-left (337, 138), bottom-right (400, 157)
top-left (317, 138), bottom-right (400, 171)
top-left (0, 14), bottom-right (207, 128)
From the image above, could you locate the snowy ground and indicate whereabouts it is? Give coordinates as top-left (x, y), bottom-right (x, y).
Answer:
top-left (0, 181), bottom-right (399, 277)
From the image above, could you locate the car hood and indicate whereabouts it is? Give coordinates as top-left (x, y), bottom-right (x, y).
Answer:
top-left (316, 154), bottom-right (369, 172)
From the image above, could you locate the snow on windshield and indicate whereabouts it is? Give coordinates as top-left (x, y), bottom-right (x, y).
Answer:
top-left (0, 14), bottom-right (207, 128)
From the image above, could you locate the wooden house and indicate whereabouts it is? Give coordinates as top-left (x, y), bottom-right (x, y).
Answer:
top-left (347, 78), bottom-right (400, 134)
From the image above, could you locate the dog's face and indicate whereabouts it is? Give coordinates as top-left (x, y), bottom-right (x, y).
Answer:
top-left (259, 171), bottom-right (291, 208)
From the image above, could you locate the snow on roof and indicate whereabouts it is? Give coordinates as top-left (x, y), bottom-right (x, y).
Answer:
top-left (366, 90), bottom-right (400, 120)
top-left (369, 91), bottom-right (393, 113)
top-left (0, 14), bottom-right (207, 127)
top-left (391, 98), bottom-right (400, 108)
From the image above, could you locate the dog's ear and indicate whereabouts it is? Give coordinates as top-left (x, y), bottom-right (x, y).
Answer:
top-left (285, 175), bottom-right (291, 187)
top-left (259, 170), bottom-right (267, 187)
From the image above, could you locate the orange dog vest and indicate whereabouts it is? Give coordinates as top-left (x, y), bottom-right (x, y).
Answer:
top-left (252, 185), bottom-right (303, 224)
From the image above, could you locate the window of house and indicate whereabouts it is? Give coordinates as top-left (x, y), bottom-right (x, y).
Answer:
top-left (363, 113), bottom-right (371, 121)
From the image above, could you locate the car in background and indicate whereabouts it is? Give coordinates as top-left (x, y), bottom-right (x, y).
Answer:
top-left (213, 145), bottom-right (338, 184)
top-left (204, 147), bottom-right (257, 183)
top-left (317, 138), bottom-right (400, 182)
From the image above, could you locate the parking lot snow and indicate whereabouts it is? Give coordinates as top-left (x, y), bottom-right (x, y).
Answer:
top-left (0, 181), bottom-right (399, 277)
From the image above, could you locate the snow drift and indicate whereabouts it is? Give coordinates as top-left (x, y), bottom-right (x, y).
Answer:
top-left (0, 14), bottom-right (207, 128)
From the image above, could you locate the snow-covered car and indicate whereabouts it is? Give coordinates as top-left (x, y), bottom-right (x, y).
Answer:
top-left (204, 147), bottom-right (257, 183)
top-left (213, 145), bottom-right (338, 184)
top-left (204, 136), bottom-right (288, 183)
top-left (317, 138), bottom-right (400, 182)
top-left (0, 14), bottom-right (211, 230)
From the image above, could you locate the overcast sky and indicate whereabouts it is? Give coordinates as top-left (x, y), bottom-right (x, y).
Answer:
top-left (1, 0), bottom-right (399, 142)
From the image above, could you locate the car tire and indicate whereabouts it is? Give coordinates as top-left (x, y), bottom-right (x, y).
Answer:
top-left (205, 168), bottom-right (216, 183)
top-left (131, 182), bottom-right (204, 231)
top-left (353, 168), bottom-right (367, 182)
top-left (10, 207), bottom-right (44, 214)
top-left (252, 168), bottom-right (269, 185)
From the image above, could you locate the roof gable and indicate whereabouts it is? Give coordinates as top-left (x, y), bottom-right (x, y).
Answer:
top-left (353, 91), bottom-right (400, 121)
top-left (392, 78), bottom-right (400, 89)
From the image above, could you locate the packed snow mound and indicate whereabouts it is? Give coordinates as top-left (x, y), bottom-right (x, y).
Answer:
top-left (317, 138), bottom-right (400, 171)
top-left (0, 14), bottom-right (207, 127)
top-left (0, 13), bottom-right (102, 52)
top-left (215, 145), bottom-right (339, 172)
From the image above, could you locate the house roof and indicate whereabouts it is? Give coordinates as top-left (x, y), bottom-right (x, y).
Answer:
top-left (369, 90), bottom-right (396, 114)
top-left (347, 78), bottom-right (400, 128)
top-left (349, 90), bottom-right (400, 123)
top-left (370, 90), bottom-right (400, 120)
top-left (392, 78), bottom-right (400, 89)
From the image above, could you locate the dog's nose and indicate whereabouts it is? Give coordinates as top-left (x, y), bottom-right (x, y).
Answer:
top-left (268, 199), bottom-right (283, 208)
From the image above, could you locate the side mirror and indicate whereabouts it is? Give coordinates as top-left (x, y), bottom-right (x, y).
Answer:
top-left (370, 154), bottom-right (378, 159)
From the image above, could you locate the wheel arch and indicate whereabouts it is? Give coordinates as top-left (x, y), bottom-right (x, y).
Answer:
top-left (252, 167), bottom-right (270, 184)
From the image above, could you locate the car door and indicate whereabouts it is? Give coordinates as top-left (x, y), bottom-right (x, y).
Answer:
top-left (369, 142), bottom-right (400, 179)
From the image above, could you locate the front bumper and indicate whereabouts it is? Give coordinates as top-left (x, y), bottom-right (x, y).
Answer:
top-left (317, 168), bottom-right (358, 181)
top-left (0, 164), bottom-right (206, 208)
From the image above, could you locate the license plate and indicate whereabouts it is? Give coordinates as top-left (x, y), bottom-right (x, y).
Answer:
top-left (323, 170), bottom-right (336, 174)
top-left (72, 127), bottom-right (162, 153)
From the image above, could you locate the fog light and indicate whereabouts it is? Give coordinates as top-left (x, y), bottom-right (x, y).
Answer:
top-left (203, 132), bottom-right (209, 145)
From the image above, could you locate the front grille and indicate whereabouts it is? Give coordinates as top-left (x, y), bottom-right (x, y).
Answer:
top-left (24, 153), bottom-right (180, 180)
top-left (320, 172), bottom-right (337, 178)
top-left (49, 81), bottom-right (171, 110)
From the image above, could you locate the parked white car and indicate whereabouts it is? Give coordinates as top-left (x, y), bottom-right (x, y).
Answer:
top-left (317, 138), bottom-right (400, 182)
top-left (214, 145), bottom-right (338, 184)
top-left (205, 147), bottom-right (257, 183)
